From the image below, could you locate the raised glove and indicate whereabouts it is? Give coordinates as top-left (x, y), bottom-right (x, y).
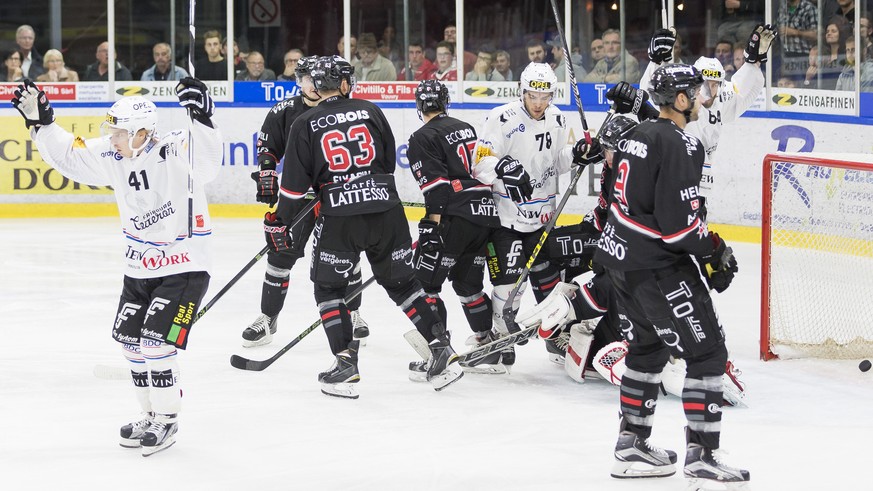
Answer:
top-left (701, 233), bottom-right (739, 293)
top-left (648, 28), bottom-right (676, 64)
top-left (572, 139), bottom-right (604, 167)
top-left (176, 76), bottom-right (214, 124)
top-left (417, 219), bottom-right (443, 253)
top-left (264, 211), bottom-right (292, 253)
top-left (11, 79), bottom-right (55, 128)
top-left (744, 24), bottom-right (777, 64)
top-left (495, 156), bottom-right (533, 204)
top-left (251, 159), bottom-right (279, 206)
top-left (606, 81), bottom-right (650, 116)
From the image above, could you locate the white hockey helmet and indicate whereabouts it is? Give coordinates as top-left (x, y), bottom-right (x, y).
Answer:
top-left (102, 96), bottom-right (158, 157)
top-left (693, 56), bottom-right (725, 82)
top-left (520, 62), bottom-right (558, 95)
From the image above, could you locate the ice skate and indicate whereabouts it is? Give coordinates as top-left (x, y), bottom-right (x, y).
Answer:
top-left (611, 431), bottom-right (677, 479)
top-left (544, 328), bottom-right (570, 365)
top-left (119, 412), bottom-right (154, 448)
top-left (351, 310), bottom-right (369, 347)
top-left (241, 314), bottom-right (277, 348)
top-left (464, 329), bottom-right (493, 346)
top-left (685, 443), bottom-right (751, 490)
top-left (408, 358), bottom-right (429, 383)
top-left (319, 341), bottom-right (360, 399)
top-left (140, 413), bottom-right (178, 457)
top-left (426, 334), bottom-right (464, 391)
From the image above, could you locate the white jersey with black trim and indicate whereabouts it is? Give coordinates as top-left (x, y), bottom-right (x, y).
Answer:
top-left (32, 121), bottom-right (222, 279)
top-left (642, 60), bottom-right (764, 196)
top-left (472, 100), bottom-right (574, 233)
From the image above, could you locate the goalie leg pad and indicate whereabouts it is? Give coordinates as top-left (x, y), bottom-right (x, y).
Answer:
top-left (515, 281), bottom-right (579, 338)
top-left (141, 339), bottom-right (181, 415)
top-left (593, 341), bottom-right (629, 386)
top-left (564, 323), bottom-right (595, 383)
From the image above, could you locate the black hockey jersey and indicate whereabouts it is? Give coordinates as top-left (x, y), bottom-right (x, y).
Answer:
top-left (593, 118), bottom-right (716, 271)
top-left (407, 114), bottom-right (499, 228)
top-left (278, 95), bottom-right (400, 221)
top-left (258, 95), bottom-right (311, 170)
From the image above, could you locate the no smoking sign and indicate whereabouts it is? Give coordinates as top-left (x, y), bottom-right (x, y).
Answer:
top-left (249, 0), bottom-right (281, 27)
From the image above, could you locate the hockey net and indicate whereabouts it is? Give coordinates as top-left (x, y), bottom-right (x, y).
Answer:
top-left (761, 153), bottom-right (873, 360)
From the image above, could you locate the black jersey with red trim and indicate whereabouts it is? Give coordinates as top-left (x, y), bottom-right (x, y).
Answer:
top-left (593, 117), bottom-right (716, 271)
top-left (407, 113), bottom-right (499, 227)
top-left (277, 95), bottom-right (399, 221)
top-left (582, 160), bottom-right (613, 233)
top-left (258, 95), bottom-right (311, 170)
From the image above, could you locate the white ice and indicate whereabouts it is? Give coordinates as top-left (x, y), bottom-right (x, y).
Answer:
top-left (2, 217), bottom-right (870, 491)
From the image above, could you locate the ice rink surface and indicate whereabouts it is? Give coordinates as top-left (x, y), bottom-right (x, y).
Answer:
top-left (2, 217), bottom-right (870, 490)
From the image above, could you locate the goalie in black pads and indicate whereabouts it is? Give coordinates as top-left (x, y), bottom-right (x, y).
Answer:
top-left (11, 77), bottom-right (222, 456)
top-left (271, 56), bottom-right (463, 398)
top-left (590, 64), bottom-right (747, 487)
top-left (243, 55), bottom-right (370, 348)
top-left (406, 80), bottom-right (501, 379)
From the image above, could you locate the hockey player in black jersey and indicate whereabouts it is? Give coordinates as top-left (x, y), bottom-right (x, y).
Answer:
top-left (270, 56), bottom-right (463, 398)
top-left (405, 80), bottom-right (501, 379)
top-left (590, 64), bottom-right (747, 487)
top-left (242, 55), bottom-right (370, 348)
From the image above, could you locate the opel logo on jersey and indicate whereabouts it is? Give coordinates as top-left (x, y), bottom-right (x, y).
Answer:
top-left (772, 93), bottom-right (797, 106)
top-left (464, 86), bottom-right (495, 97)
top-left (116, 86), bottom-right (150, 96)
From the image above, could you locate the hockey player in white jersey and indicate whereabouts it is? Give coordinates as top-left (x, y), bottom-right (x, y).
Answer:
top-left (471, 62), bottom-right (593, 367)
top-left (640, 24), bottom-right (776, 198)
top-left (11, 77), bottom-right (222, 456)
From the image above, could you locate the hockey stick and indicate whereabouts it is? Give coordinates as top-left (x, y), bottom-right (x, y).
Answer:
top-left (550, 0), bottom-right (592, 145)
top-left (229, 275), bottom-right (378, 371)
top-left (186, 0), bottom-right (196, 238)
top-left (661, 0), bottom-right (668, 29)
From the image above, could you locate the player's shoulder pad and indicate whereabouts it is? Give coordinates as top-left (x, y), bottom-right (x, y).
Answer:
top-left (270, 97), bottom-right (297, 114)
top-left (490, 101), bottom-right (521, 126)
top-left (545, 105), bottom-right (566, 128)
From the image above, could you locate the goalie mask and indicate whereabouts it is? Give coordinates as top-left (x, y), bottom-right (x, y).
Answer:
top-left (101, 96), bottom-right (158, 158)
top-left (414, 80), bottom-right (450, 120)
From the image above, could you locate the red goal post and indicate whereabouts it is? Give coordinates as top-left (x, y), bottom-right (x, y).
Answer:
top-left (761, 153), bottom-right (873, 360)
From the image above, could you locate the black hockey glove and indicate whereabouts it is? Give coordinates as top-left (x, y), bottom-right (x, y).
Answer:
top-left (417, 219), bottom-right (444, 253)
top-left (606, 82), bottom-right (650, 116)
top-left (251, 159), bottom-right (279, 206)
top-left (648, 28), bottom-right (676, 64)
top-left (572, 139), bottom-right (604, 167)
top-left (700, 233), bottom-right (739, 293)
top-left (11, 79), bottom-right (55, 129)
top-left (744, 23), bottom-right (777, 64)
top-left (495, 156), bottom-right (533, 204)
top-left (176, 77), bottom-right (214, 125)
top-left (264, 211), bottom-right (292, 253)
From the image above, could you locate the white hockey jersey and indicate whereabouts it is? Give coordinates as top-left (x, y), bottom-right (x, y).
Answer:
top-left (33, 121), bottom-right (222, 279)
top-left (472, 100), bottom-right (574, 233)
top-left (642, 61), bottom-right (764, 196)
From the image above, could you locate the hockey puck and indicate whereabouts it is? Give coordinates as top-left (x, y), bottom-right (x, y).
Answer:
top-left (860, 360), bottom-right (872, 372)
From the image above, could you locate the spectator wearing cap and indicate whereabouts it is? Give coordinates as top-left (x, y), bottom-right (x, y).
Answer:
top-left (549, 39), bottom-right (587, 82)
top-left (582, 29), bottom-right (640, 84)
top-left (353, 32), bottom-right (397, 81)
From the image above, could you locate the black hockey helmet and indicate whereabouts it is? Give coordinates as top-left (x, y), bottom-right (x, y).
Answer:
top-left (598, 115), bottom-right (638, 151)
top-left (415, 80), bottom-right (450, 115)
top-left (311, 55), bottom-right (356, 94)
top-left (649, 63), bottom-right (704, 106)
top-left (295, 55), bottom-right (318, 79)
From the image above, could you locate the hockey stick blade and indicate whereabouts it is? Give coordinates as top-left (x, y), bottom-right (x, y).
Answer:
top-left (229, 319), bottom-right (322, 371)
top-left (458, 326), bottom-right (539, 366)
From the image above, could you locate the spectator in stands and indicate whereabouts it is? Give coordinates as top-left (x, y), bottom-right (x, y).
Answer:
top-left (1, 49), bottom-right (24, 82)
top-left (397, 41), bottom-right (436, 81)
top-left (278, 49), bottom-right (303, 81)
top-left (860, 44), bottom-right (873, 92)
top-left (583, 29), bottom-right (640, 84)
top-left (16, 25), bottom-right (44, 79)
top-left (813, 17), bottom-right (851, 89)
top-left (464, 49), bottom-right (504, 81)
top-left (526, 39), bottom-right (548, 64)
top-left (588, 38), bottom-right (605, 71)
top-left (777, 0), bottom-right (818, 82)
top-left (494, 50), bottom-right (514, 81)
top-left (141, 42), bottom-right (189, 81)
top-left (353, 32), bottom-right (397, 81)
top-left (83, 41), bottom-right (133, 81)
top-left (803, 46), bottom-right (820, 87)
top-left (443, 24), bottom-right (476, 73)
top-left (777, 76), bottom-right (797, 87)
top-left (379, 26), bottom-right (403, 72)
top-left (195, 30), bottom-right (226, 81)
top-left (733, 42), bottom-right (746, 73)
top-left (714, 40), bottom-right (734, 70)
top-left (828, 0), bottom-right (856, 27)
top-left (860, 14), bottom-right (873, 53)
top-left (36, 49), bottom-right (79, 82)
top-left (835, 35), bottom-right (858, 90)
top-left (222, 38), bottom-right (246, 74)
top-left (432, 41), bottom-right (457, 81)
top-left (672, 30), bottom-right (687, 64)
top-left (338, 36), bottom-right (358, 61)
top-left (235, 51), bottom-right (275, 81)
top-left (548, 39), bottom-right (586, 81)
top-left (716, 0), bottom-right (764, 45)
